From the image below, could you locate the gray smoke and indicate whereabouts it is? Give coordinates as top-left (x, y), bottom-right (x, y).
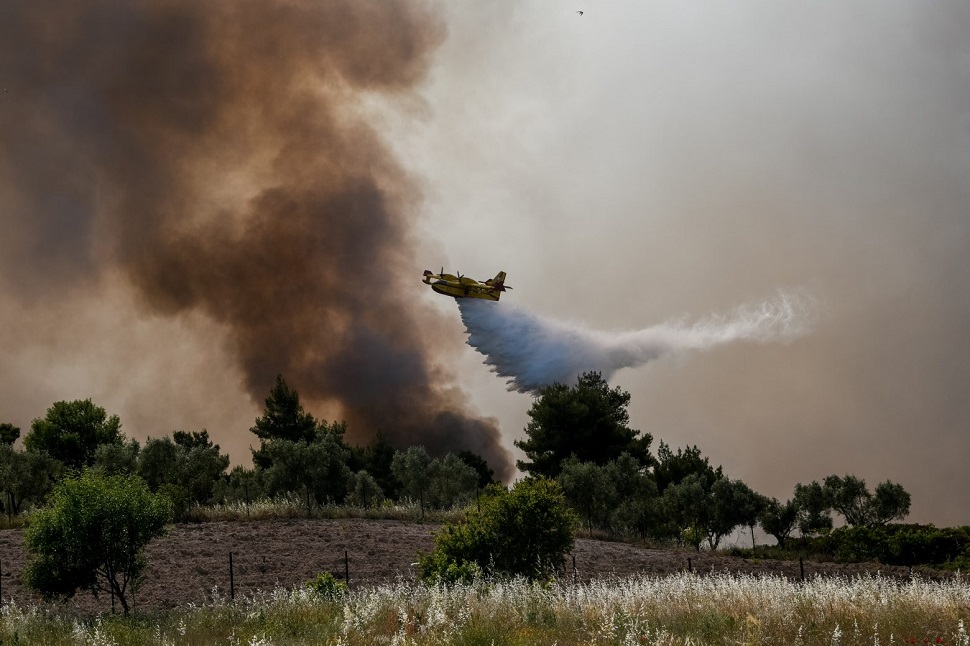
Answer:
top-left (459, 291), bottom-right (816, 393)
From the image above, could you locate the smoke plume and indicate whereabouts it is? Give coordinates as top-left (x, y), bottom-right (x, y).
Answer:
top-left (459, 291), bottom-right (815, 393)
top-left (0, 1), bottom-right (513, 478)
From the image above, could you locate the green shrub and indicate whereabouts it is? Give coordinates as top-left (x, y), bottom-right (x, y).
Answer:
top-left (158, 483), bottom-right (190, 522)
top-left (305, 572), bottom-right (348, 599)
top-left (797, 524), bottom-right (970, 567)
top-left (419, 478), bottom-right (578, 583)
top-left (23, 470), bottom-right (171, 615)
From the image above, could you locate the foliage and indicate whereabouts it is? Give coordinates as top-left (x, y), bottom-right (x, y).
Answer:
top-left (0, 444), bottom-right (62, 519)
top-left (795, 523), bottom-right (970, 567)
top-left (391, 445), bottom-right (432, 513)
top-left (515, 372), bottom-right (653, 478)
top-left (456, 449), bottom-right (498, 488)
top-left (823, 474), bottom-right (912, 527)
top-left (606, 452), bottom-right (661, 539)
top-left (178, 431), bottom-right (231, 504)
top-left (349, 431), bottom-right (400, 497)
top-left (558, 457), bottom-right (614, 536)
top-left (869, 480), bottom-right (912, 525)
top-left (250, 375), bottom-right (319, 468)
top-left (823, 474), bottom-right (872, 526)
top-left (0, 422), bottom-right (20, 445)
top-left (304, 571), bottom-right (348, 599)
top-left (24, 399), bottom-right (123, 470)
top-left (419, 478), bottom-right (578, 582)
top-left (212, 465), bottom-right (266, 507)
top-left (263, 430), bottom-right (351, 513)
top-left (654, 442), bottom-right (722, 493)
top-left (758, 497), bottom-right (800, 548)
top-left (137, 432), bottom-right (230, 516)
top-left (706, 478), bottom-right (763, 550)
top-left (93, 438), bottom-right (140, 476)
top-left (793, 480), bottom-right (833, 536)
top-left (660, 474), bottom-right (709, 549)
top-left (390, 447), bottom-right (479, 514)
top-left (22, 470), bottom-right (171, 615)
top-left (426, 453), bottom-right (479, 509)
top-left (345, 470), bottom-right (384, 508)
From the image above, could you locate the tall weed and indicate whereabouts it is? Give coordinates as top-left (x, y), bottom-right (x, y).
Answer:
top-left (2, 573), bottom-right (968, 645)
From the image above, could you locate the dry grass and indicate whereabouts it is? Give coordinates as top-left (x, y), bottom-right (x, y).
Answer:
top-left (2, 572), bottom-right (969, 645)
top-left (183, 496), bottom-right (471, 524)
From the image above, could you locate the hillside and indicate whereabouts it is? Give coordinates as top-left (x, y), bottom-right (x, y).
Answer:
top-left (0, 518), bottom-right (931, 615)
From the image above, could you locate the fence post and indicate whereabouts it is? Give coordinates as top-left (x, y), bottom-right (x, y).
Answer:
top-left (344, 550), bottom-right (349, 588)
top-left (229, 551), bottom-right (235, 601)
top-left (687, 557), bottom-right (692, 573)
top-left (799, 557), bottom-right (804, 582)
top-left (1, 559), bottom-right (3, 604)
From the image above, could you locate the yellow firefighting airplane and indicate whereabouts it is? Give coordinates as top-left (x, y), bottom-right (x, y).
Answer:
top-left (422, 269), bottom-right (511, 301)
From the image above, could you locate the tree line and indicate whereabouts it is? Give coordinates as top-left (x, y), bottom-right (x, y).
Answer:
top-left (2, 373), bottom-right (912, 542)
top-left (0, 375), bottom-right (495, 522)
top-left (3, 370), bottom-right (958, 614)
top-left (515, 372), bottom-right (913, 550)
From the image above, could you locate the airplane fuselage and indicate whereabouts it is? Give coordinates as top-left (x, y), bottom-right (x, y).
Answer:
top-left (429, 281), bottom-right (502, 301)
top-left (422, 270), bottom-right (509, 301)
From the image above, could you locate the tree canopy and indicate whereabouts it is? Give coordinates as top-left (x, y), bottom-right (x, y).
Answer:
top-left (823, 474), bottom-right (911, 528)
top-left (24, 400), bottom-right (122, 470)
top-left (0, 444), bottom-right (61, 519)
top-left (515, 372), bottom-right (653, 478)
top-left (251, 375), bottom-right (318, 467)
top-left (0, 422), bottom-right (20, 446)
top-left (23, 470), bottom-right (171, 615)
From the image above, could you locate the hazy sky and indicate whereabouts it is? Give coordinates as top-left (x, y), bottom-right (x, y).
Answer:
top-left (2, 1), bottom-right (969, 524)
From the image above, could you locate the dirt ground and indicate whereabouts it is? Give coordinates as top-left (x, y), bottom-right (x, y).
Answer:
top-left (0, 518), bottom-right (940, 615)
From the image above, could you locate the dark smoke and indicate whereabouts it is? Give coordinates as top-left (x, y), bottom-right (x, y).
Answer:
top-left (0, 1), bottom-right (514, 479)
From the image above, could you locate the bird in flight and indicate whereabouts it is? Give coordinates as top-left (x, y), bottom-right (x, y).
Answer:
top-left (576, 10), bottom-right (583, 15)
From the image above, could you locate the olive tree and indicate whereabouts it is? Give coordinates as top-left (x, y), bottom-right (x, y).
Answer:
top-left (0, 444), bottom-right (61, 519)
top-left (558, 457), bottom-right (614, 536)
top-left (759, 496), bottom-right (800, 548)
top-left (346, 470), bottom-right (384, 508)
top-left (823, 474), bottom-right (911, 527)
top-left (392, 446), bottom-right (433, 514)
top-left (23, 470), bottom-right (171, 615)
top-left (264, 433), bottom-right (351, 513)
top-left (426, 454), bottom-right (479, 509)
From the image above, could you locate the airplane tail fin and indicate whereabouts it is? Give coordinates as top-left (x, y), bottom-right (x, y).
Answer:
top-left (485, 271), bottom-right (511, 292)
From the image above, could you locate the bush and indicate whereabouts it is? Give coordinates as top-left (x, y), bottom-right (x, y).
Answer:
top-left (419, 478), bottom-right (578, 583)
top-left (796, 524), bottom-right (970, 567)
top-left (23, 470), bottom-right (171, 615)
top-left (305, 572), bottom-right (348, 599)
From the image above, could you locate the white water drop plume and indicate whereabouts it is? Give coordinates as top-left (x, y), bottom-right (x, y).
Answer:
top-left (457, 290), bottom-right (817, 394)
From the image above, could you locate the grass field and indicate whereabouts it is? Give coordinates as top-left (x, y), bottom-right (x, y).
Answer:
top-left (2, 571), bottom-right (968, 645)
